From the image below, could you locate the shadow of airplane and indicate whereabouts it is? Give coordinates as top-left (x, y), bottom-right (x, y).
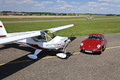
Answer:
top-left (0, 43), bottom-right (34, 52)
top-left (0, 37), bottom-right (76, 79)
top-left (0, 50), bottom-right (67, 79)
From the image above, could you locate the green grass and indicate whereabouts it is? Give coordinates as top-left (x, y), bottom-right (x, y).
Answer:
top-left (3, 18), bottom-right (120, 37)
top-left (92, 15), bottom-right (119, 18)
top-left (0, 15), bottom-right (118, 21)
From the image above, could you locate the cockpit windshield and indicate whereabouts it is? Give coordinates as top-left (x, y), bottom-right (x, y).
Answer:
top-left (33, 30), bottom-right (56, 42)
top-left (88, 35), bottom-right (103, 40)
top-left (44, 30), bottom-right (56, 41)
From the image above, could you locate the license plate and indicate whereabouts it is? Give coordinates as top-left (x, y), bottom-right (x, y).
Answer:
top-left (85, 50), bottom-right (92, 53)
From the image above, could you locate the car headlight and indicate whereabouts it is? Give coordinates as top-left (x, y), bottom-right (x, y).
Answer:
top-left (97, 44), bottom-right (101, 48)
top-left (80, 43), bottom-right (83, 46)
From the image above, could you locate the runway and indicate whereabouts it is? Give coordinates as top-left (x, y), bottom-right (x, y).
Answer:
top-left (3, 17), bottom-right (120, 23)
top-left (0, 33), bottom-right (120, 80)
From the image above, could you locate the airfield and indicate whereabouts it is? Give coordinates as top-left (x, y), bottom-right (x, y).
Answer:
top-left (0, 33), bottom-right (120, 80)
top-left (0, 16), bottom-right (120, 80)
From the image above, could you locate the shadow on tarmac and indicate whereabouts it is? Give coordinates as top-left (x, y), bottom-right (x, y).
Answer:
top-left (0, 37), bottom-right (76, 79)
top-left (0, 46), bottom-right (63, 79)
top-left (0, 43), bottom-right (63, 80)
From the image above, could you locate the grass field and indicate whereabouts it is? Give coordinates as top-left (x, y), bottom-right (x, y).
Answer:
top-left (2, 17), bottom-right (120, 37)
top-left (0, 15), bottom-right (119, 21)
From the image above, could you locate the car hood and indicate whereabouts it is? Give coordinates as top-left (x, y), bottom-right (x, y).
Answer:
top-left (82, 39), bottom-right (103, 50)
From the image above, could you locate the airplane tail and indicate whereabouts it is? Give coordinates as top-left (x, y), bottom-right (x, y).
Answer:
top-left (0, 21), bottom-right (7, 37)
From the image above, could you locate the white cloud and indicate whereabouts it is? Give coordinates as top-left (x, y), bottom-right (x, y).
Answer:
top-left (98, 0), bottom-right (120, 3)
top-left (100, 7), bottom-right (108, 10)
top-left (56, 0), bottom-right (73, 9)
top-left (76, 2), bottom-right (119, 14)
top-left (101, 3), bottom-right (120, 7)
top-left (101, 3), bottom-right (109, 6)
top-left (0, 0), bottom-right (3, 3)
top-left (87, 2), bottom-right (120, 7)
top-left (57, 0), bottom-right (67, 4)
top-left (116, 5), bottom-right (120, 7)
top-left (0, 0), bottom-right (120, 14)
top-left (4, 0), bottom-right (38, 4)
top-left (35, 1), bottom-right (53, 7)
top-left (71, 2), bottom-right (80, 5)
top-left (88, 2), bottom-right (100, 7)
top-left (58, 5), bottom-right (73, 9)
top-left (100, 7), bottom-right (113, 12)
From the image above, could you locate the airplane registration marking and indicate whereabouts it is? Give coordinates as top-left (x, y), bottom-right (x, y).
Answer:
top-left (0, 46), bottom-right (120, 66)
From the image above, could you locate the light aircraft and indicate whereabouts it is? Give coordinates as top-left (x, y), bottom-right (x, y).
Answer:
top-left (0, 21), bottom-right (75, 59)
top-left (86, 17), bottom-right (92, 20)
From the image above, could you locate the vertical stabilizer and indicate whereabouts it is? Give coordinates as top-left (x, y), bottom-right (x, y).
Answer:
top-left (0, 21), bottom-right (7, 37)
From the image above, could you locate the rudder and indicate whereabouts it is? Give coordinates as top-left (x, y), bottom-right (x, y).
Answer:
top-left (0, 21), bottom-right (7, 37)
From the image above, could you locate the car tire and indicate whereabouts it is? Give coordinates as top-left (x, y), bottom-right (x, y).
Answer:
top-left (98, 48), bottom-right (102, 54)
top-left (80, 49), bottom-right (84, 53)
top-left (102, 46), bottom-right (106, 52)
top-left (100, 49), bottom-right (103, 54)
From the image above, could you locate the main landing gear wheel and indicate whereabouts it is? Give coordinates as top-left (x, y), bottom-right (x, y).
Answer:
top-left (28, 54), bottom-right (38, 60)
top-left (27, 49), bottom-right (42, 60)
top-left (56, 53), bottom-right (67, 59)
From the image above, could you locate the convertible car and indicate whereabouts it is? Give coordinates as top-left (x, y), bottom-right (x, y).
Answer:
top-left (80, 33), bottom-right (107, 54)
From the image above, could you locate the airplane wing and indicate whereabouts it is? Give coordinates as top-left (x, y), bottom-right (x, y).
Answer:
top-left (47, 24), bottom-right (75, 32)
top-left (0, 20), bottom-right (74, 44)
top-left (0, 31), bottom-right (41, 44)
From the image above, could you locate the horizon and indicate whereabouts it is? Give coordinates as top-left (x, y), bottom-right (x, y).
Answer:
top-left (0, 0), bottom-right (120, 14)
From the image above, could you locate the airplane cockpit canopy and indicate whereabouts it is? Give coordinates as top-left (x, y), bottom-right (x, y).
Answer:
top-left (44, 30), bottom-right (56, 38)
top-left (33, 30), bottom-right (56, 42)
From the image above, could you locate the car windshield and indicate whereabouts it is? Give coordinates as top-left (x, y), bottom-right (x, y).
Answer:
top-left (88, 35), bottom-right (103, 40)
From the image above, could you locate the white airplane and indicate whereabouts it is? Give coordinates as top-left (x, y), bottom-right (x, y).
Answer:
top-left (86, 17), bottom-right (92, 20)
top-left (0, 21), bottom-right (75, 59)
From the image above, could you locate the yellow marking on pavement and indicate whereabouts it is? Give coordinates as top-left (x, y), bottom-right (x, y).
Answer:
top-left (106, 46), bottom-right (120, 50)
top-left (42, 56), bottom-right (56, 60)
top-left (0, 60), bottom-right (32, 66)
top-left (0, 46), bottom-right (120, 66)
top-left (73, 52), bottom-right (80, 55)
top-left (0, 63), bottom-right (6, 66)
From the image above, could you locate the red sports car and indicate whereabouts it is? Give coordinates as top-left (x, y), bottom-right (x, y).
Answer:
top-left (80, 33), bottom-right (107, 54)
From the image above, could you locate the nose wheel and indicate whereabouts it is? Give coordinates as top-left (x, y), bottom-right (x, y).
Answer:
top-left (56, 39), bottom-right (71, 59)
top-left (56, 53), bottom-right (67, 59)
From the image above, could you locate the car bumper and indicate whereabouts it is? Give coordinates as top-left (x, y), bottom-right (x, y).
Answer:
top-left (81, 49), bottom-right (101, 53)
top-left (80, 46), bottom-right (101, 53)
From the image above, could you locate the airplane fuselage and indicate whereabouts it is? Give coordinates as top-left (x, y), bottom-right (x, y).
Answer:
top-left (0, 21), bottom-right (74, 59)
top-left (16, 36), bottom-right (68, 51)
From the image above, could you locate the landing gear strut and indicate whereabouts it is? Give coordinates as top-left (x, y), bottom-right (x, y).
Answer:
top-left (56, 39), bottom-right (71, 59)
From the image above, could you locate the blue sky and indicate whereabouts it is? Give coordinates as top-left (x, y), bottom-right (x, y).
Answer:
top-left (0, 0), bottom-right (120, 14)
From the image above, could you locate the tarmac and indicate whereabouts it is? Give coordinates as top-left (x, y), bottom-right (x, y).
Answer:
top-left (0, 33), bottom-right (120, 80)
